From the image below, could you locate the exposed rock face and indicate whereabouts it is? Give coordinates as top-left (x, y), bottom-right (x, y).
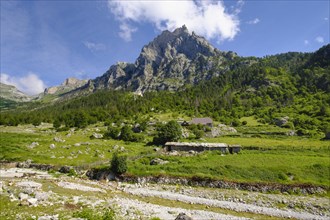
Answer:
top-left (44, 77), bottom-right (88, 95)
top-left (0, 82), bottom-right (31, 102)
top-left (92, 25), bottom-right (237, 94)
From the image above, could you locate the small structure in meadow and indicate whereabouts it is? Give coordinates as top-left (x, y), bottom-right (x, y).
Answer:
top-left (165, 142), bottom-right (242, 154)
top-left (190, 117), bottom-right (213, 127)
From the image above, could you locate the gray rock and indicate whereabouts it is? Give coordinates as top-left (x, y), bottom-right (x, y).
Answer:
top-left (175, 212), bottom-right (193, 220)
top-left (27, 142), bottom-right (39, 149)
top-left (54, 137), bottom-right (65, 143)
top-left (91, 133), bottom-right (103, 139)
top-left (18, 192), bottom-right (29, 200)
top-left (35, 192), bottom-right (49, 201)
top-left (27, 198), bottom-right (38, 206)
top-left (38, 214), bottom-right (59, 220)
top-left (49, 144), bottom-right (56, 149)
top-left (150, 158), bottom-right (169, 165)
top-left (17, 159), bottom-right (33, 168)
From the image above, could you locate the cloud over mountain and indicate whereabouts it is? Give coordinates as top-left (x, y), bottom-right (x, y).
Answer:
top-left (108, 0), bottom-right (241, 42)
top-left (0, 73), bottom-right (46, 95)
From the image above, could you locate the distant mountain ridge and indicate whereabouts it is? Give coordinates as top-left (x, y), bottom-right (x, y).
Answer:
top-left (0, 82), bottom-right (31, 102)
top-left (17, 26), bottom-right (330, 102)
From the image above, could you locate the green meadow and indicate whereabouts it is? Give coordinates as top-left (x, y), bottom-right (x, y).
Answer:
top-left (1, 123), bottom-right (329, 188)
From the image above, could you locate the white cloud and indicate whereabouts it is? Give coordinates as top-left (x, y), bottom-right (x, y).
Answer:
top-left (325, 17), bottom-right (329, 21)
top-left (315, 36), bottom-right (324, 43)
top-left (83, 41), bottom-right (106, 52)
top-left (247, 18), bottom-right (260, 25)
top-left (108, 0), bottom-right (241, 42)
top-left (304, 40), bottom-right (309, 45)
top-left (0, 73), bottom-right (46, 95)
top-left (119, 23), bottom-right (137, 42)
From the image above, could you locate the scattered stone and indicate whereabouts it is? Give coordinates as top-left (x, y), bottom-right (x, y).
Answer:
top-left (188, 150), bottom-right (195, 154)
top-left (50, 155), bottom-right (56, 159)
top-left (16, 181), bottom-right (42, 190)
top-left (91, 133), bottom-right (103, 139)
top-left (38, 214), bottom-right (59, 220)
top-left (57, 181), bottom-right (105, 192)
top-left (28, 142), bottom-right (39, 149)
top-left (27, 198), bottom-right (38, 206)
top-left (18, 192), bottom-right (29, 200)
top-left (74, 143), bottom-right (81, 147)
top-left (53, 137), bottom-right (65, 143)
top-left (17, 159), bottom-right (33, 168)
top-left (287, 130), bottom-right (295, 136)
top-left (150, 158), bottom-right (169, 165)
top-left (211, 124), bottom-right (237, 137)
top-left (153, 147), bottom-right (160, 152)
top-left (175, 213), bottom-right (193, 220)
top-left (169, 150), bottom-right (179, 156)
top-left (19, 200), bottom-right (29, 206)
top-left (35, 192), bottom-right (49, 201)
top-left (49, 144), bottom-right (56, 149)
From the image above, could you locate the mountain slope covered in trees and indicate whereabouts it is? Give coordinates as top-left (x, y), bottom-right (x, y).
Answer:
top-left (1, 44), bottom-right (329, 136)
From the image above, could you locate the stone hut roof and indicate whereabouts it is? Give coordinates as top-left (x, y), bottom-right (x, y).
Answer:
top-left (190, 117), bottom-right (213, 125)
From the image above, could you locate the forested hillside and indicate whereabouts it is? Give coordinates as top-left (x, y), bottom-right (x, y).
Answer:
top-left (1, 44), bottom-right (329, 136)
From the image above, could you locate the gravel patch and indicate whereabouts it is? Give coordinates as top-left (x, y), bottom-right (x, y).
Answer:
top-left (0, 168), bottom-right (53, 179)
top-left (125, 187), bottom-right (328, 220)
top-left (111, 197), bottom-right (249, 220)
top-left (57, 181), bottom-right (105, 193)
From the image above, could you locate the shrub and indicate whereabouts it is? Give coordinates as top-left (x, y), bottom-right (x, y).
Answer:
top-left (193, 129), bottom-right (204, 139)
top-left (242, 121), bottom-right (247, 126)
top-left (110, 153), bottom-right (127, 175)
top-left (153, 120), bottom-right (182, 145)
top-left (231, 119), bottom-right (241, 127)
top-left (104, 126), bottom-right (120, 139)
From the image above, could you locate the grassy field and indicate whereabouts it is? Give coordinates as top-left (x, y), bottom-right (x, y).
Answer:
top-left (0, 124), bottom-right (329, 188)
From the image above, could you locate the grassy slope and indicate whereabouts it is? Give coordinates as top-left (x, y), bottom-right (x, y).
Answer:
top-left (1, 123), bottom-right (329, 187)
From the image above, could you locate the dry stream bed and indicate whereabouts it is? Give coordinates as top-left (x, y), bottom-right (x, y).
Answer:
top-left (0, 167), bottom-right (329, 220)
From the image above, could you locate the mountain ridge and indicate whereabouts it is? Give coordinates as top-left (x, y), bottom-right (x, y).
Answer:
top-left (0, 82), bottom-right (31, 102)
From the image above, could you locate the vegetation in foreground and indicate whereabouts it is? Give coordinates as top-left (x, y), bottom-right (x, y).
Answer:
top-left (1, 122), bottom-right (329, 188)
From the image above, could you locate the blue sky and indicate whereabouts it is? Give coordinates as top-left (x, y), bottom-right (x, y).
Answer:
top-left (0, 0), bottom-right (329, 95)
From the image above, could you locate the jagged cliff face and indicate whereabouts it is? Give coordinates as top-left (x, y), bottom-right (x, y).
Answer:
top-left (0, 83), bottom-right (31, 102)
top-left (93, 25), bottom-right (236, 93)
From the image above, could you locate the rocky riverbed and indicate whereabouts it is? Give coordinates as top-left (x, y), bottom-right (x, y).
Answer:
top-left (0, 167), bottom-right (329, 220)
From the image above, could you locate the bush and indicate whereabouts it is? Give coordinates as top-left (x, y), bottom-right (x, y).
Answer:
top-left (120, 125), bottom-right (135, 141)
top-left (110, 153), bottom-right (127, 175)
top-left (193, 129), bottom-right (204, 139)
top-left (231, 119), bottom-right (241, 127)
top-left (104, 126), bottom-right (120, 139)
top-left (242, 121), bottom-right (247, 126)
top-left (153, 120), bottom-right (182, 145)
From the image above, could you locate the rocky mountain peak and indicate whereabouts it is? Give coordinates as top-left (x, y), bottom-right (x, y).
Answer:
top-left (44, 78), bottom-right (88, 95)
top-left (77, 26), bottom-right (234, 95)
top-left (61, 77), bottom-right (85, 86)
